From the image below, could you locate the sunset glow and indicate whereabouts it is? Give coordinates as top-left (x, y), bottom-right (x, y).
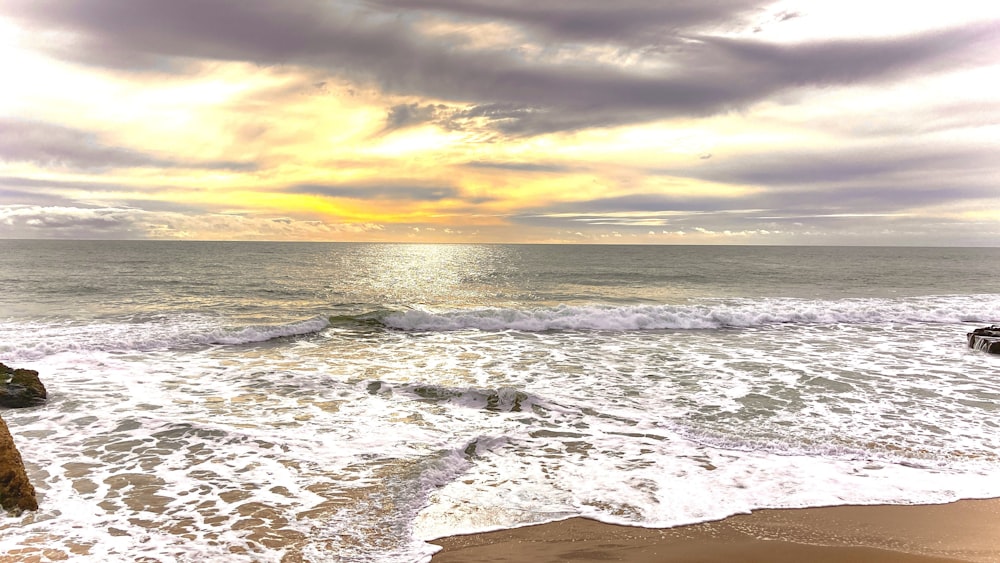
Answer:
top-left (1, 1), bottom-right (998, 244)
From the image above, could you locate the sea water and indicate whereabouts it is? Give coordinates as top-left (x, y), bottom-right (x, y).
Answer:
top-left (1, 241), bottom-right (998, 562)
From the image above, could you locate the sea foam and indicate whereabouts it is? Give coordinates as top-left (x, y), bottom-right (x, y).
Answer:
top-left (381, 295), bottom-right (1000, 332)
top-left (0, 315), bottom-right (330, 362)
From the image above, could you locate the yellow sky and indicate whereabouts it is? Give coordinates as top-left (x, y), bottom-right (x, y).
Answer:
top-left (1, 1), bottom-right (998, 244)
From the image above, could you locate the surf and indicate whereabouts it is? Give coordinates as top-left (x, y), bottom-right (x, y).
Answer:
top-left (373, 295), bottom-right (1000, 332)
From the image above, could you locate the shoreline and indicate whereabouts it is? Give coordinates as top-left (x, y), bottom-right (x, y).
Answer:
top-left (429, 498), bottom-right (1000, 562)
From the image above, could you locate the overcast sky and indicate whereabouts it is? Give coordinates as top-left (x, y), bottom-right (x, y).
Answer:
top-left (1, 0), bottom-right (998, 244)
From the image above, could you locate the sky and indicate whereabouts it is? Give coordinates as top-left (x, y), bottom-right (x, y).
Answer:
top-left (1, 0), bottom-right (998, 244)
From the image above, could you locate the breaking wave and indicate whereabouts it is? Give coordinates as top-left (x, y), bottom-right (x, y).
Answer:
top-left (0, 316), bottom-right (331, 361)
top-left (379, 295), bottom-right (1000, 332)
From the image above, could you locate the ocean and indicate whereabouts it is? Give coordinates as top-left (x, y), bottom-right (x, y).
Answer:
top-left (1, 240), bottom-right (999, 562)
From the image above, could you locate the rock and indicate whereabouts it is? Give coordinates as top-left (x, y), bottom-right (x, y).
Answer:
top-left (0, 414), bottom-right (38, 512)
top-left (0, 363), bottom-right (47, 408)
top-left (967, 326), bottom-right (1000, 355)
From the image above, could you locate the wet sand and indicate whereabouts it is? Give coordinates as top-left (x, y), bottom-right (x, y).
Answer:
top-left (430, 498), bottom-right (1000, 562)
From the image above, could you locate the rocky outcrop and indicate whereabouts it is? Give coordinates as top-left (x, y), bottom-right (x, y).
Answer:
top-left (0, 414), bottom-right (38, 512)
top-left (967, 326), bottom-right (1000, 355)
top-left (0, 363), bottom-right (47, 408)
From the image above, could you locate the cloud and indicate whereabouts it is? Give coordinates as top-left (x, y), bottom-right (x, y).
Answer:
top-left (462, 160), bottom-right (573, 173)
top-left (0, 119), bottom-right (256, 171)
top-left (0, 205), bottom-right (142, 238)
top-left (659, 144), bottom-right (994, 191)
top-left (535, 194), bottom-right (734, 215)
top-left (372, 0), bottom-right (755, 42)
top-left (0, 174), bottom-right (173, 193)
top-left (513, 201), bottom-right (1000, 245)
top-left (0, 175), bottom-right (215, 213)
top-left (521, 182), bottom-right (994, 226)
top-left (0, 174), bottom-right (470, 215)
top-left (695, 25), bottom-right (995, 86)
top-left (383, 103), bottom-right (446, 131)
top-left (513, 140), bottom-right (998, 230)
top-left (0, 205), bottom-right (385, 240)
top-left (286, 182), bottom-right (460, 201)
top-left (0, 188), bottom-right (76, 206)
top-left (1, 1), bottom-right (996, 247)
top-left (569, 143), bottom-right (999, 231)
top-left (6, 1), bottom-right (996, 135)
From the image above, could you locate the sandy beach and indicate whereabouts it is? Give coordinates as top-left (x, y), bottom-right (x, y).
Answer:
top-left (430, 499), bottom-right (1000, 562)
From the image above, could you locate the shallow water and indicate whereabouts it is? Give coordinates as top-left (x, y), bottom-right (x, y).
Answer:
top-left (1, 242), bottom-right (999, 562)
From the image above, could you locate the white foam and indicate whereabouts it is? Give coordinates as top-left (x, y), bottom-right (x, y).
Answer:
top-left (0, 315), bottom-right (330, 361)
top-left (415, 403), bottom-right (1000, 541)
top-left (4, 306), bottom-right (1000, 562)
top-left (382, 295), bottom-right (1000, 332)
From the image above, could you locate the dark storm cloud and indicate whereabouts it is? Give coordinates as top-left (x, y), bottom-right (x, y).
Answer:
top-left (556, 141), bottom-right (1000, 235)
top-left (0, 176), bottom-right (218, 214)
top-left (747, 184), bottom-right (996, 216)
top-left (286, 183), bottom-right (460, 201)
top-left (0, 174), bottom-right (173, 193)
top-left (660, 145), bottom-right (993, 187)
top-left (447, 105), bottom-right (658, 136)
top-left (0, 118), bottom-right (173, 169)
top-left (695, 25), bottom-right (994, 86)
top-left (113, 199), bottom-right (216, 214)
top-left (660, 144), bottom-right (996, 193)
top-left (515, 169), bottom-right (996, 229)
top-left (0, 205), bottom-right (144, 239)
top-left (0, 119), bottom-right (256, 171)
top-left (441, 104), bottom-right (621, 136)
top-left (551, 194), bottom-right (738, 214)
top-left (443, 103), bottom-right (538, 132)
top-left (13, 210), bottom-right (132, 231)
top-left (370, 0), bottom-right (753, 42)
top-left (5, 0), bottom-right (996, 135)
top-left (383, 103), bottom-right (446, 131)
top-left (0, 188), bottom-right (74, 206)
top-left (513, 141), bottom-right (999, 226)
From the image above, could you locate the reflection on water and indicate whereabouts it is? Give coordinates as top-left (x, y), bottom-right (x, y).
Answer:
top-left (2, 242), bottom-right (1000, 562)
top-left (339, 244), bottom-right (520, 308)
top-left (326, 243), bottom-right (723, 308)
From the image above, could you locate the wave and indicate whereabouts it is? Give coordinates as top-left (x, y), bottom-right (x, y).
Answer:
top-left (197, 316), bottom-right (331, 345)
top-left (378, 295), bottom-right (1000, 332)
top-left (0, 316), bottom-right (330, 361)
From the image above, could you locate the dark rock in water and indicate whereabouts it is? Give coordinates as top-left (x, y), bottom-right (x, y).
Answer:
top-left (0, 414), bottom-right (38, 512)
top-left (0, 363), bottom-right (47, 408)
top-left (967, 326), bottom-right (1000, 355)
